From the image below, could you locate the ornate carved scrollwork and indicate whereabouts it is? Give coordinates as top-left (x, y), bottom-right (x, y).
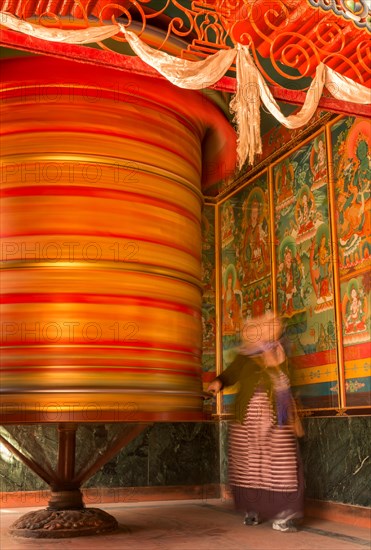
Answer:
top-left (1, 1), bottom-right (369, 88)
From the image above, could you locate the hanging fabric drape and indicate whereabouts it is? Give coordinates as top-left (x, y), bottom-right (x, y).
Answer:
top-left (324, 66), bottom-right (371, 103)
top-left (1, 13), bottom-right (370, 168)
top-left (119, 27), bottom-right (238, 89)
top-left (0, 14), bottom-right (119, 43)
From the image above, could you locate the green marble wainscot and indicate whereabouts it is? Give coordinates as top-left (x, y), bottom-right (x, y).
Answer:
top-left (1, 423), bottom-right (220, 495)
top-left (219, 421), bottom-right (229, 487)
top-left (300, 416), bottom-right (371, 507)
top-left (0, 425), bottom-right (52, 494)
top-left (86, 423), bottom-right (220, 488)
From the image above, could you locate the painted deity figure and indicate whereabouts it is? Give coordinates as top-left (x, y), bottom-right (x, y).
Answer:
top-left (337, 137), bottom-right (371, 268)
top-left (352, 138), bottom-right (371, 206)
top-left (275, 158), bottom-right (295, 212)
top-left (296, 191), bottom-right (315, 237)
top-left (222, 272), bottom-right (241, 334)
top-left (314, 234), bottom-right (332, 301)
top-left (278, 246), bottom-right (304, 316)
top-left (202, 314), bottom-right (215, 350)
top-left (311, 137), bottom-right (327, 187)
top-left (202, 256), bottom-right (215, 297)
top-left (316, 324), bottom-right (329, 352)
top-left (279, 159), bottom-right (294, 200)
top-left (241, 198), bottom-right (269, 284)
top-left (316, 139), bottom-right (326, 175)
top-left (222, 201), bottom-right (235, 247)
top-left (345, 286), bottom-right (366, 334)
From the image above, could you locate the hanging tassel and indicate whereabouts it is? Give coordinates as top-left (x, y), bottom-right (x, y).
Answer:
top-left (230, 44), bottom-right (262, 169)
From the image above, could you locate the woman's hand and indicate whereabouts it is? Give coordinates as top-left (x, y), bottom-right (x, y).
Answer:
top-left (207, 379), bottom-right (222, 396)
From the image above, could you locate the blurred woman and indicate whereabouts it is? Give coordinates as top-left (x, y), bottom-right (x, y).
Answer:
top-left (207, 312), bottom-right (304, 532)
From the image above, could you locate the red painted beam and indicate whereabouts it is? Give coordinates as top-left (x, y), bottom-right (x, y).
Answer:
top-left (268, 87), bottom-right (371, 118)
top-left (1, 28), bottom-right (370, 118)
top-left (0, 28), bottom-right (162, 78)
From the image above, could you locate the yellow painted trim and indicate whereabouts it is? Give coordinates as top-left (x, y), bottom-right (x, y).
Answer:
top-left (344, 358), bottom-right (371, 379)
top-left (291, 363), bottom-right (338, 385)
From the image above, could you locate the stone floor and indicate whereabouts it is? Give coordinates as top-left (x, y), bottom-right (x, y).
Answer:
top-left (1, 499), bottom-right (370, 550)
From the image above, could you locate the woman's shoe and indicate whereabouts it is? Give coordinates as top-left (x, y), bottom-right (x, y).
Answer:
top-left (244, 512), bottom-right (259, 526)
top-left (272, 510), bottom-right (299, 532)
top-left (272, 519), bottom-right (297, 532)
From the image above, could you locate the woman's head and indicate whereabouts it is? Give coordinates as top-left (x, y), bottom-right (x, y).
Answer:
top-left (241, 312), bottom-right (282, 349)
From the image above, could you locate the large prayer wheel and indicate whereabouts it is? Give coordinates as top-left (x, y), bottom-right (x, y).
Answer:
top-left (0, 56), bottom-right (236, 424)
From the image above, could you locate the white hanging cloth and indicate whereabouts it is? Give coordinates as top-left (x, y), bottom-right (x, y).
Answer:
top-left (119, 26), bottom-right (237, 89)
top-left (0, 13), bottom-right (119, 43)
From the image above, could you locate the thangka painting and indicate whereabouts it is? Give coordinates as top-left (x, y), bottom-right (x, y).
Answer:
top-left (201, 205), bottom-right (217, 379)
top-left (220, 171), bottom-right (272, 412)
top-left (273, 131), bottom-right (339, 410)
top-left (331, 116), bottom-right (371, 408)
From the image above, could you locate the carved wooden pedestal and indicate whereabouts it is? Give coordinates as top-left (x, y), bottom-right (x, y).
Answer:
top-left (1, 423), bottom-right (149, 538)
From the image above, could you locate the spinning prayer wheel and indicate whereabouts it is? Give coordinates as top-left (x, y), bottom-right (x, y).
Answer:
top-left (0, 56), bottom-right (236, 424)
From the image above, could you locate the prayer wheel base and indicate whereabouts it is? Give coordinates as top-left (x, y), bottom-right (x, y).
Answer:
top-left (9, 507), bottom-right (118, 539)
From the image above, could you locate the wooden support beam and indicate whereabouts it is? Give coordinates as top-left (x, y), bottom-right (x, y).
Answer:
top-left (0, 433), bottom-right (57, 486)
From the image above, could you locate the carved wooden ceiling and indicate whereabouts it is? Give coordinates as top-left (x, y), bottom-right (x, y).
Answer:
top-left (0, 1), bottom-right (370, 88)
